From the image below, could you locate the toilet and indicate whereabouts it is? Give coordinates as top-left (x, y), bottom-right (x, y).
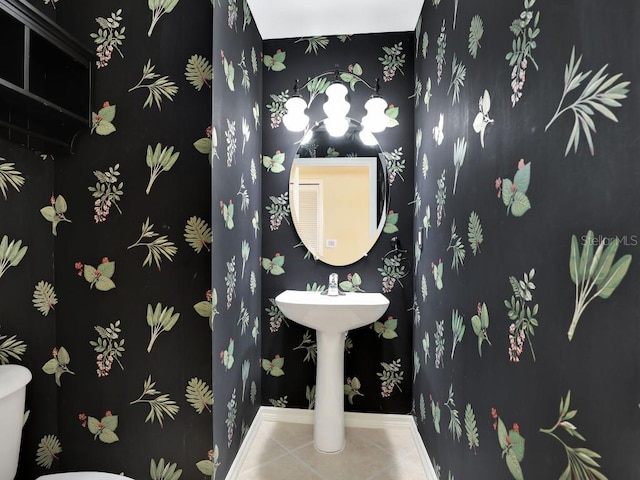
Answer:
top-left (0, 364), bottom-right (31, 480)
top-left (0, 364), bottom-right (134, 480)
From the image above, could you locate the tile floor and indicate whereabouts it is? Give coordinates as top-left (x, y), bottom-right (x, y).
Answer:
top-left (235, 420), bottom-right (430, 479)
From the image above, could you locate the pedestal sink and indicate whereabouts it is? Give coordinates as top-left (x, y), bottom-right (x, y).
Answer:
top-left (275, 290), bottom-right (390, 453)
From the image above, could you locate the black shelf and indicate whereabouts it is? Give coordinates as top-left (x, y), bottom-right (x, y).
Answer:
top-left (0, 0), bottom-right (93, 153)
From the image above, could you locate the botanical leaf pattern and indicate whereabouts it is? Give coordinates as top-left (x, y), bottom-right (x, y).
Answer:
top-left (447, 54), bottom-right (466, 105)
top-left (540, 391), bottom-right (607, 480)
top-left (150, 458), bottom-right (182, 480)
top-left (436, 169), bottom-right (446, 226)
top-left (145, 303), bottom-right (180, 352)
top-left (42, 346), bottom-right (75, 386)
top-left (262, 151), bottom-right (285, 173)
top-left (450, 310), bottom-right (465, 359)
top-left (40, 195), bottom-right (71, 236)
top-left (184, 216), bottom-right (212, 253)
top-left (84, 411), bottom-right (120, 443)
top-left (90, 321), bottom-right (125, 377)
top-left (472, 90), bottom-right (493, 148)
top-left (194, 289), bottom-right (216, 330)
top-left (447, 219), bottom-right (465, 272)
top-left (185, 377), bottom-right (213, 414)
top-left (0, 235), bottom-right (27, 279)
top-left (90, 9), bottom-right (125, 68)
top-left (465, 404), bottom-right (479, 452)
top-left (263, 50), bottom-right (286, 71)
top-left (545, 47), bottom-right (629, 156)
top-left (91, 101), bottom-right (116, 135)
top-left (379, 42), bottom-right (406, 81)
top-left (130, 375), bottom-right (180, 426)
top-left (88, 164), bottom-right (124, 223)
top-left (492, 408), bottom-right (525, 480)
top-left (32, 280), bottom-right (58, 316)
top-left (35, 434), bottom-right (62, 469)
top-left (262, 254), bottom-right (285, 275)
top-left (185, 54), bottom-right (212, 90)
top-left (221, 50), bottom-right (235, 91)
top-left (147, 0), bottom-right (180, 37)
top-left (431, 395), bottom-right (441, 433)
top-left (505, 269), bottom-right (539, 362)
top-left (471, 302), bottom-right (492, 357)
top-left (436, 20), bottom-right (447, 85)
top-left (506, 0), bottom-right (540, 106)
top-left (129, 60), bottom-right (179, 110)
top-left (377, 358), bottom-right (403, 397)
top-left (262, 355), bottom-right (284, 376)
top-left (296, 36), bottom-right (329, 55)
top-left (496, 160), bottom-right (532, 217)
top-left (467, 211), bottom-right (483, 255)
top-left (0, 159), bottom-right (25, 200)
top-left (374, 316), bottom-right (399, 340)
top-left (445, 384), bottom-right (462, 442)
top-left (344, 376), bottom-right (363, 405)
top-left (0, 333), bottom-right (27, 364)
top-left (3, 1), bottom-right (635, 477)
top-left (568, 230), bottom-right (631, 341)
top-left (221, 338), bottom-right (234, 370)
top-left (2, 0), bottom-right (246, 477)
top-left (452, 137), bottom-right (466, 194)
top-left (145, 143), bottom-right (180, 194)
top-left (128, 218), bottom-right (177, 269)
top-left (468, 15), bottom-right (484, 59)
top-left (77, 259), bottom-right (116, 291)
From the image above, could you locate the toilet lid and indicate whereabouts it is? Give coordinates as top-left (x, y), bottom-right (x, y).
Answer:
top-left (36, 473), bottom-right (135, 480)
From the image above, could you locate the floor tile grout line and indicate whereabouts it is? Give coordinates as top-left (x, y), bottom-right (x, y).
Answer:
top-left (237, 433), bottom-right (293, 474)
top-left (347, 426), bottom-right (417, 462)
top-left (291, 453), bottom-right (329, 480)
top-left (235, 418), bottom-right (429, 479)
top-left (273, 436), bottom-right (315, 454)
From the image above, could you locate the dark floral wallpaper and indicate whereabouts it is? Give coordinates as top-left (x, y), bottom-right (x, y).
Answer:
top-left (0, 140), bottom-right (57, 479)
top-left (413, 0), bottom-right (640, 479)
top-left (2, 0), bottom-right (215, 478)
top-left (5, 0), bottom-right (640, 479)
top-left (261, 33), bottom-right (415, 414)
top-left (211, 0), bottom-right (263, 479)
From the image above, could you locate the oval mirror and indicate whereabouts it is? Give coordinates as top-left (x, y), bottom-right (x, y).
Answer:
top-left (289, 119), bottom-right (388, 266)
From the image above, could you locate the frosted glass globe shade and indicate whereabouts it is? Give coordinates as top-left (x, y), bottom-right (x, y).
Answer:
top-left (283, 112), bottom-right (309, 132)
top-left (361, 96), bottom-right (388, 133)
top-left (283, 95), bottom-right (309, 132)
top-left (358, 128), bottom-right (378, 146)
top-left (323, 82), bottom-right (350, 118)
top-left (324, 117), bottom-right (349, 137)
top-left (285, 95), bottom-right (307, 114)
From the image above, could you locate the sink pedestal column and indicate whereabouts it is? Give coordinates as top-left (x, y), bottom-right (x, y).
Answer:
top-left (313, 330), bottom-right (346, 453)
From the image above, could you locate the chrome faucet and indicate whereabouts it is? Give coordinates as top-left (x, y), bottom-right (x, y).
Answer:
top-left (327, 273), bottom-right (339, 296)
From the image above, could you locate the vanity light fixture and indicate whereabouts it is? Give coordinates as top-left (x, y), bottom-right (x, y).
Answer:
top-left (282, 93), bottom-right (309, 132)
top-left (282, 67), bottom-right (389, 138)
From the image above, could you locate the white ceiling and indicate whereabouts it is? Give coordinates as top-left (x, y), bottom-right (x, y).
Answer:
top-left (247, 0), bottom-right (425, 40)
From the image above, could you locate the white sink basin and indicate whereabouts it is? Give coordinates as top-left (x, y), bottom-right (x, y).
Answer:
top-left (275, 289), bottom-right (389, 453)
top-left (275, 290), bottom-right (389, 334)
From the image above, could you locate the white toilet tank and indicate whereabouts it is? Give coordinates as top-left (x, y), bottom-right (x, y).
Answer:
top-left (0, 364), bottom-right (32, 480)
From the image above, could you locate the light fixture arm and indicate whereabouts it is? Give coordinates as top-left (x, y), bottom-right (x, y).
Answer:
top-left (284, 66), bottom-right (388, 136)
top-left (294, 65), bottom-right (381, 94)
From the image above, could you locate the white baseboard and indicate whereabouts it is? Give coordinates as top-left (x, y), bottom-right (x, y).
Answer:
top-left (224, 407), bottom-right (265, 480)
top-left (225, 406), bottom-right (438, 480)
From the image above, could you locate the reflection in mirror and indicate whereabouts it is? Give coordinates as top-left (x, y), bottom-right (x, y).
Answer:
top-left (290, 119), bottom-right (388, 266)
